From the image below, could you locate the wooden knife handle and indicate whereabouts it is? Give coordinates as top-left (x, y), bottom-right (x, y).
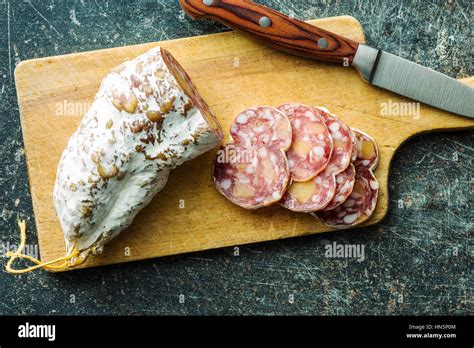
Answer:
top-left (179, 0), bottom-right (359, 64)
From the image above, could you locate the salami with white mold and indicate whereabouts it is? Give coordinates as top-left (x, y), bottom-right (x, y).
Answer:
top-left (278, 103), bottom-right (332, 181)
top-left (213, 107), bottom-right (291, 209)
top-left (53, 46), bottom-right (223, 259)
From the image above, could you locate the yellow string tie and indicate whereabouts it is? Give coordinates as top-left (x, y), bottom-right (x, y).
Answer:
top-left (5, 218), bottom-right (86, 274)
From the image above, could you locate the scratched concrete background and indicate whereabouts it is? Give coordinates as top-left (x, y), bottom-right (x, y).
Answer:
top-left (0, 0), bottom-right (472, 315)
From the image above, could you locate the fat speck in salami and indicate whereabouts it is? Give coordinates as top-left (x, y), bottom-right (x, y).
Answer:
top-left (352, 128), bottom-right (378, 171)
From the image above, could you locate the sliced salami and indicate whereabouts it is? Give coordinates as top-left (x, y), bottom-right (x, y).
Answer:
top-left (281, 169), bottom-right (336, 212)
top-left (323, 164), bottom-right (356, 211)
top-left (213, 145), bottom-right (289, 209)
top-left (315, 106), bottom-right (353, 174)
top-left (230, 106), bottom-right (292, 151)
top-left (213, 106), bottom-right (291, 209)
top-left (278, 103), bottom-right (332, 181)
top-left (281, 106), bottom-right (351, 213)
top-left (315, 168), bottom-right (379, 228)
top-left (352, 128), bottom-right (379, 171)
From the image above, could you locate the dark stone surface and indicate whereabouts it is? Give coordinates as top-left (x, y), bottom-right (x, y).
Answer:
top-left (0, 0), bottom-right (471, 315)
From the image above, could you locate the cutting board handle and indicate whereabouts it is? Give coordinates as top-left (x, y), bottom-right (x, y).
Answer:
top-left (179, 0), bottom-right (360, 64)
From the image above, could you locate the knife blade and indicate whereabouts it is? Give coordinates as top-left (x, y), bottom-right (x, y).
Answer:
top-left (179, 0), bottom-right (474, 118)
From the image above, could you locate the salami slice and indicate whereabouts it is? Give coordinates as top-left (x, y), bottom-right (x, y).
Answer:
top-left (281, 106), bottom-right (351, 213)
top-left (315, 168), bottom-right (379, 228)
top-left (352, 128), bottom-right (379, 171)
top-left (323, 164), bottom-right (356, 211)
top-left (315, 106), bottom-right (353, 174)
top-left (278, 103), bottom-right (332, 181)
top-left (281, 170), bottom-right (336, 212)
top-left (230, 106), bottom-right (292, 151)
top-left (213, 106), bottom-right (291, 209)
top-left (213, 145), bottom-right (289, 209)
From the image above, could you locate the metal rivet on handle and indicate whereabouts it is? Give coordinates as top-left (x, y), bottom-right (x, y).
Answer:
top-left (203, 0), bottom-right (213, 6)
top-left (259, 16), bottom-right (272, 28)
top-left (317, 37), bottom-right (329, 49)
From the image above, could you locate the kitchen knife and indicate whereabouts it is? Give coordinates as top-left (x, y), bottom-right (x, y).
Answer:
top-left (179, 0), bottom-right (474, 118)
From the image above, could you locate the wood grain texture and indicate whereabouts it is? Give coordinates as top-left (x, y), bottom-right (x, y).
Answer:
top-left (179, 0), bottom-right (359, 63)
top-left (14, 16), bottom-right (473, 270)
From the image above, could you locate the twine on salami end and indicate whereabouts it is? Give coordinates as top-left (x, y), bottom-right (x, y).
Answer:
top-left (5, 218), bottom-right (87, 273)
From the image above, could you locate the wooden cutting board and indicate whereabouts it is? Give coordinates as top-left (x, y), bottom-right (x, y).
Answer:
top-left (15, 16), bottom-right (474, 270)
